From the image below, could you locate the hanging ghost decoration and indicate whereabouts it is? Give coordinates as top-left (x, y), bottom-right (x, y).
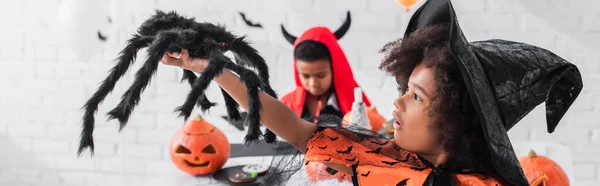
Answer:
top-left (56, 0), bottom-right (114, 60)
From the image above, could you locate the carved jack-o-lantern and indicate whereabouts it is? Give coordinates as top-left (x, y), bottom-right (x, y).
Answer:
top-left (169, 115), bottom-right (230, 175)
top-left (518, 150), bottom-right (569, 186)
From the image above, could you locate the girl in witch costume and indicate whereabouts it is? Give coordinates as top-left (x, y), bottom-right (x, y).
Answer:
top-left (279, 12), bottom-right (385, 133)
top-left (160, 0), bottom-right (583, 185)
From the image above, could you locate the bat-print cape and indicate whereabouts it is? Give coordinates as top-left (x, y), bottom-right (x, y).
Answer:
top-left (305, 125), bottom-right (505, 185)
top-left (262, 116), bottom-right (505, 186)
top-left (279, 27), bottom-right (373, 117)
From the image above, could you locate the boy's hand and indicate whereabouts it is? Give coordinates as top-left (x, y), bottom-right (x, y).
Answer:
top-left (161, 49), bottom-right (209, 73)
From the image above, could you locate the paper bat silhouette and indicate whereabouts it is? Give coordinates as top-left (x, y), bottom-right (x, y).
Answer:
top-left (239, 12), bottom-right (263, 28)
top-left (97, 31), bottom-right (107, 41)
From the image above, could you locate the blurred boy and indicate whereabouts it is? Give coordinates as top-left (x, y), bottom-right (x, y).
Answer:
top-left (280, 23), bottom-right (384, 132)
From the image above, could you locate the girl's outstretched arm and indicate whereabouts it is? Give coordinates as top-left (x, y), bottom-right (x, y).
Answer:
top-left (213, 68), bottom-right (317, 150)
top-left (162, 51), bottom-right (352, 174)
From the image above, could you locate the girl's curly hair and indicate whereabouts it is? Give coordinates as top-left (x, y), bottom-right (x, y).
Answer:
top-left (378, 24), bottom-right (494, 174)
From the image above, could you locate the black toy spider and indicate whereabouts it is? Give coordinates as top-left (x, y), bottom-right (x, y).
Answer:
top-left (78, 10), bottom-right (278, 156)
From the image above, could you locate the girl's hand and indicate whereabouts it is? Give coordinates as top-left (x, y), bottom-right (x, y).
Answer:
top-left (161, 49), bottom-right (209, 73)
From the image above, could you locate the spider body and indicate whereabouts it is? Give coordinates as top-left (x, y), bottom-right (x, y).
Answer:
top-left (78, 10), bottom-right (277, 156)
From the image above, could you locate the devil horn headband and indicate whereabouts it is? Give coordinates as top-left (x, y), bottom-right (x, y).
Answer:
top-left (281, 11), bottom-right (351, 45)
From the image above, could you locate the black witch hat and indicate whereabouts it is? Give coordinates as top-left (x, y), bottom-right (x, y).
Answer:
top-left (405, 0), bottom-right (583, 185)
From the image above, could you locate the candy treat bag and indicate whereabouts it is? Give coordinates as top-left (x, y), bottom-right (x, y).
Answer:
top-left (348, 88), bottom-right (371, 130)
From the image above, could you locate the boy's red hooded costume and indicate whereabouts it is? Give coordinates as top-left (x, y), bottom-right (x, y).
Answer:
top-left (279, 12), bottom-right (373, 118)
top-left (279, 12), bottom-right (380, 183)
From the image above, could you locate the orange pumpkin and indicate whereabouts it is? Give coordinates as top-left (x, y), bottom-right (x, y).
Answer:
top-left (518, 150), bottom-right (569, 186)
top-left (342, 106), bottom-right (387, 132)
top-left (169, 114), bottom-right (230, 175)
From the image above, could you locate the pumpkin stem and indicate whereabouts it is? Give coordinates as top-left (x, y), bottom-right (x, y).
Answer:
top-left (195, 114), bottom-right (204, 121)
top-left (528, 149), bottom-right (537, 158)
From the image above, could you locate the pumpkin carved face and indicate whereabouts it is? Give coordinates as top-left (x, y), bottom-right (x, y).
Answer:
top-left (518, 150), bottom-right (569, 186)
top-left (169, 115), bottom-right (230, 175)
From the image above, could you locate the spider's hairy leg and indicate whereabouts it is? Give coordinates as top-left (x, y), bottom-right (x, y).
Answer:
top-left (227, 37), bottom-right (279, 143)
top-left (174, 53), bottom-right (228, 121)
top-left (182, 69), bottom-right (217, 111)
top-left (77, 34), bottom-right (153, 156)
top-left (223, 62), bottom-right (266, 144)
top-left (221, 88), bottom-right (242, 121)
top-left (106, 30), bottom-right (180, 131)
top-left (263, 128), bottom-right (277, 143)
top-left (228, 37), bottom-right (278, 99)
top-left (193, 23), bottom-right (275, 100)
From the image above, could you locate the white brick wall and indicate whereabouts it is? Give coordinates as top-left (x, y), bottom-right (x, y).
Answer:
top-left (0, 0), bottom-right (598, 185)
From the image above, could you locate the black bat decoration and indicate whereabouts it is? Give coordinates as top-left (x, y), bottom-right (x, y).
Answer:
top-left (336, 146), bottom-right (353, 154)
top-left (360, 171), bottom-right (370, 177)
top-left (370, 140), bottom-right (389, 146)
top-left (366, 147), bottom-right (382, 154)
top-left (398, 153), bottom-right (411, 162)
top-left (381, 160), bottom-right (400, 166)
top-left (239, 12), bottom-right (262, 28)
top-left (97, 17), bottom-right (112, 42)
top-left (345, 156), bottom-right (357, 162)
top-left (97, 31), bottom-right (108, 42)
top-left (396, 178), bottom-right (409, 186)
top-left (410, 167), bottom-right (427, 172)
top-left (78, 10), bottom-right (278, 156)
